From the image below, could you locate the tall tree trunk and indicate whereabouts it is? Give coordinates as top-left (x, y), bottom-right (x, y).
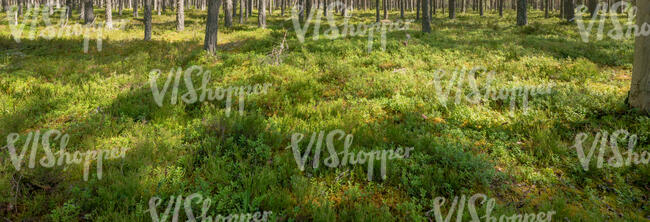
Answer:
top-left (422, 0), bottom-right (430, 32)
top-left (257, 0), bottom-right (265, 28)
top-left (232, 0), bottom-right (237, 18)
top-left (176, 0), bottom-right (184, 30)
top-left (65, 0), bottom-right (72, 19)
top-left (106, 0), bottom-right (113, 28)
top-left (375, 0), bottom-right (379, 22)
top-left (629, 0), bottom-right (650, 112)
top-left (80, 0), bottom-right (85, 20)
top-left (449, 0), bottom-right (455, 19)
top-left (416, 0), bottom-right (419, 20)
top-left (144, 0), bottom-right (152, 40)
top-left (516, 0), bottom-right (526, 26)
top-left (383, 0), bottom-right (387, 19)
top-left (224, 0), bottom-right (232, 27)
top-left (564, 0), bottom-right (573, 22)
top-left (133, 0), bottom-right (139, 17)
top-left (119, 0), bottom-right (123, 15)
top-left (239, 0), bottom-right (243, 23)
top-left (204, 0), bottom-right (220, 54)
top-left (400, 0), bottom-right (404, 18)
top-left (479, 0), bottom-right (482, 16)
top-left (544, 0), bottom-right (549, 18)
top-left (84, 0), bottom-right (94, 24)
top-left (587, 0), bottom-right (596, 17)
top-left (498, 0), bottom-right (503, 16)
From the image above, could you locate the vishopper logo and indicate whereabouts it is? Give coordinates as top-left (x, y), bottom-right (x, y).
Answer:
top-left (147, 192), bottom-right (272, 222)
top-left (575, 2), bottom-right (650, 42)
top-left (572, 129), bottom-right (648, 171)
top-left (5, 6), bottom-right (126, 53)
top-left (149, 65), bottom-right (272, 117)
top-left (291, 1), bottom-right (412, 52)
top-left (428, 67), bottom-right (552, 113)
top-left (288, 129), bottom-right (413, 181)
top-left (1, 129), bottom-right (129, 181)
top-left (425, 193), bottom-right (556, 222)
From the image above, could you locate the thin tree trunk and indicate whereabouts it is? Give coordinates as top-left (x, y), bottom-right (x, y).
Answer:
top-left (382, 0), bottom-right (387, 19)
top-left (133, 0), bottom-right (139, 17)
top-left (205, 0), bottom-right (220, 54)
top-left (498, 0), bottom-right (502, 16)
top-left (239, 0), bottom-right (243, 22)
top-left (176, 0), bottom-right (184, 30)
top-left (119, 0), bottom-right (123, 15)
top-left (629, 0), bottom-right (650, 112)
top-left (224, 0), bottom-right (232, 27)
top-left (257, 0), bottom-right (265, 27)
top-left (449, 0), bottom-right (454, 19)
top-left (564, 0), bottom-right (573, 22)
top-left (144, 0), bottom-right (152, 40)
top-left (516, 0), bottom-right (526, 25)
top-left (416, 0), bottom-right (419, 20)
top-left (375, 0), bottom-right (379, 22)
top-left (422, 0), bottom-right (430, 32)
top-left (106, 0), bottom-right (113, 28)
top-left (84, 0), bottom-right (94, 24)
top-left (479, 0), bottom-right (482, 15)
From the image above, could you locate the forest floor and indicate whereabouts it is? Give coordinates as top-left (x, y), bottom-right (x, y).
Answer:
top-left (0, 7), bottom-right (649, 221)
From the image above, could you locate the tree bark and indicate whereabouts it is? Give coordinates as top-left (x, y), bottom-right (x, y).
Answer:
top-left (587, 0), bottom-right (596, 17)
top-left (84, 0), bottom-right (94, 24)
top-left (516, 0), bottom-right (526, 26)
top-left (144, 0), bottom-right (152, 40)
top-left (564, 0), bottom-right (573, 22)
top-left (106, 0), bottom-right (113, 28)
top-left (257, 0), bottom-right (265, 28)
top-left (224, 0), bottom-right (232, 27)
top-left (498, 0), bottom-right (503, 17)
top-left (205, 0), bottom-right (220, 54)
top-left (479, 0), bottom-right (482, 16)
top-left (176, 0), bottom-right (184, 30)
top-left (629, 0), bottom-right (650, 112)
top-left (133, 0), bottom-right (139, 17)
top-left (375, 0), bottom-right (379, 22)
top-left (239, 0), bottom-right (243, 23)
top-left (422, 0), bottom-right (430, 32)
top-left (416, 0), bottom-right (419, 20)
top-left (119, 0), bottom-right (123, 15)
top-left (383, 0), bottom-right (387, 19)
top-left (449, 0), bottom-right (455, 19)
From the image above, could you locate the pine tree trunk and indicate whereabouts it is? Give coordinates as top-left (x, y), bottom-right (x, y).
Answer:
top-left (144, 0), bottom-right (152, 40)
top-left (176, 0), bottom-right (184, 30)
top-left (232, 0), bottom-right (236, 17)
top-left (564, 0), bottom-right (573, 22)
top-left (106, 0), bottom-right (113, 28)
top-left (80, 0), bottom-right (85, 20)
top-left (516, 0), bottom-right (526, 26)
top-left (204, 0), bottom-right (220, 54)
top-left (257, 0), bottom-right (265, 28)
top-left (498, 0), bottom-right (503, 16)
top-left (382, 0), bottom-right (387, 19)
top-left (422, 0), bottom-right (430, 32)
top-left (416, 0), bottom-right (419, 20)
top-left (84, 0), bottom-right (94, 24)
top-left (449, 0), bottom-right (455, 19)
top-left (239, 0), bottom-right (243, 23)
top-left (629, 0), bottom-right (650, 113)
top-left (224, 0), bottom-right (232, 27)
top-left (479, 0), bottom-right (482, 16)
top-left (119, 0), bottom-right (123, 15)
top-left (375, 0), bottom-right (379, 22)
top-left (134, 0), bottom-right (139, 17)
